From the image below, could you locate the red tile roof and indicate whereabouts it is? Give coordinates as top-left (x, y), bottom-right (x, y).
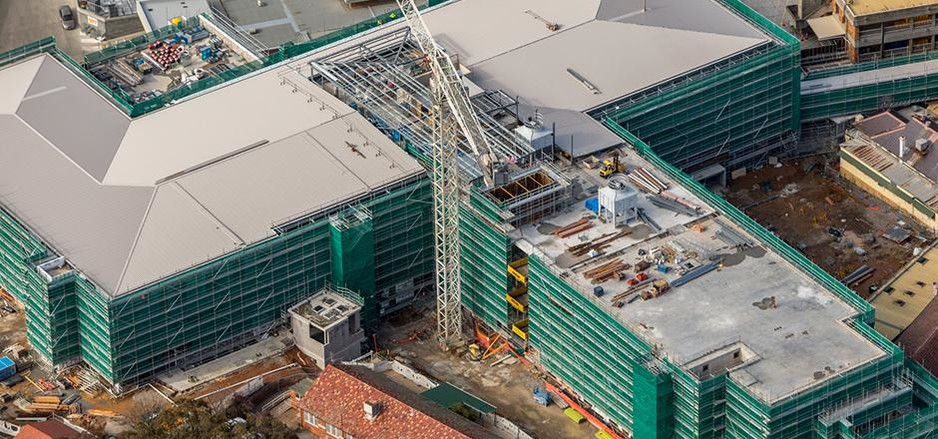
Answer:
top-left (897, 297), bottom-right (938, 375)
top-left (296, 364), bottom-right (496, 439)
top-left (15, 420), bottom-right (80, 439)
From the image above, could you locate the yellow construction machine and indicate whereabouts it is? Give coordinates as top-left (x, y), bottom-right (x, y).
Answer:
top-left (599, 154), bottom-right (625, 178)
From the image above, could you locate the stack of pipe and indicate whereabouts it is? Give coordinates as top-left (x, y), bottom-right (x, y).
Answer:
top-left (554, 218), bottom-right (593, 238)
top-left (629, 168), bottom-right (668, 193)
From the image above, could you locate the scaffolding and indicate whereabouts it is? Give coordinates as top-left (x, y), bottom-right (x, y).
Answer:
top-left (593, 0), bottom-right (801, 172)
top-left (581, 122), bottom-right (938, 438)
top-left (0, 177), bottom-right (433, 388)
top-left (308, 28), bottom-right (539, 181)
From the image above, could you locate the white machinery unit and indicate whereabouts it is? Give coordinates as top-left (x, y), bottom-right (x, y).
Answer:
top-left (514, 124), bottom-right (553, 151)
top-left (599, 178), bottom-right (638, 226)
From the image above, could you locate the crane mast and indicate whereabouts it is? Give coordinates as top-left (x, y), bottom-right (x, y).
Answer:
top-left (396, 0), bottom-right (499, 348)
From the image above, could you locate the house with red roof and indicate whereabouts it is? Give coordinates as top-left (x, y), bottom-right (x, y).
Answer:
top-left (14, 420), bottom-right (80, 439)
top-left (293, 364), bottom-right (496, 439)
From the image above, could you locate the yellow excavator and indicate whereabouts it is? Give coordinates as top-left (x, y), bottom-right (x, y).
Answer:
top-left (599, 154), bottom-right (625, 178)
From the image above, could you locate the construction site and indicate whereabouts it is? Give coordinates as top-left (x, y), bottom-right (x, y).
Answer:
top-left (724, 158), bottom-right (925, 298)
top-left (2, 0), bottom-right (938, 438)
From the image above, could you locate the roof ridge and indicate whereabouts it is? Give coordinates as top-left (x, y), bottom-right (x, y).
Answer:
top-left (113, 188), bottom-right (160, 294)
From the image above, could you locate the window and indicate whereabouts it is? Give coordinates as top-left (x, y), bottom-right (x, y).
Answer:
top-left (733, 351), bottom-right (740, 359)
top-left (303, 411), bottom-right (317, 426)
top-left (326, 424), bottom-right (343, 438)
top-left (917, 281), bottom-right (927, 287)
top-left (905, 290), bottom-right (916, 297)
top-left (310, 325), bottom-right (327, 344)
top-left (895, 299), bottom-right (907, 307)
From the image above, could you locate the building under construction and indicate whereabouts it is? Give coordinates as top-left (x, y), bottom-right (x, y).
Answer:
top-left (307, 0), bottom-right (938, 438)
top-left (0, 50), bottom-right (436, 389)
top-left (1, 0), bottom-right (938, 438)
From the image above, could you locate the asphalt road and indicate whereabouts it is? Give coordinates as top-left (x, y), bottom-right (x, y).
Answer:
top-left (0, 0), bottom-right (97, 60)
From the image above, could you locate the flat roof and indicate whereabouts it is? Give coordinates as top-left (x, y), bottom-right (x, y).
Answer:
top-left (514, 153), bottom-right (885, 404)
top-left (0, 54), bottom-right (423, 297)
top-left (802, 58), bottom-right (938, 95)
top-left (421, 382), bottom-right (497, 414)
top-left (844, 0), bottom-right (938, 17)
top-left (290, 291), bottom-right (361, 329)
top-left (871, 246), bottom-right (938, 340)
top-left (300, 0), bottom-right (771, 157)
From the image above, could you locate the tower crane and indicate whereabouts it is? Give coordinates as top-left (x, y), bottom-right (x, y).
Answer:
top-left (395, 0), bottom-right (502, 349)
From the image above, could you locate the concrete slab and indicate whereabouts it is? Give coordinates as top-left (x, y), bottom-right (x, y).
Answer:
top-left (159, 336), bottom-right (290, 393)
top-left (515, 152), bottom-right (886, 404)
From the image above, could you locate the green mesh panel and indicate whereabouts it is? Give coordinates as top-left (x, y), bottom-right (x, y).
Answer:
top-left (330, 207), bottom-right (377, 327)
top-left (633, 363), bottom-right (675, 439)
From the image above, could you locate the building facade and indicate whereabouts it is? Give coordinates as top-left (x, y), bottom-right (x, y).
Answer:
top-left (833, 0), bottom-right (938, 62)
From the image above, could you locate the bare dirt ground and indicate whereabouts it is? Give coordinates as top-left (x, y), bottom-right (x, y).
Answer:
top-left (378, 304), bottom-right (596, 439)
top-left (723, 158), bottom-right (929, 299)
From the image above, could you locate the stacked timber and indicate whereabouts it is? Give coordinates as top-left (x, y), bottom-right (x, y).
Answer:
top-left (584, 259), bottom-right (630, 284)
top-left (26, 395), bottom-right (69, 414)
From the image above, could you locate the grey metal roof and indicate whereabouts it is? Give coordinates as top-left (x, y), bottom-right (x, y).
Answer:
top-left (137, 0), bottom-right (212, 32)
top-left (604, 0), bottom-right (768, 40)
top-left (0, 54), bottom-right (423, 297)
top-left (294, 0), bottom-right (771, 156)
top-left (468, 19), bottom-right (766, 112)
top-left (16, 56), bottom-right (129, 181)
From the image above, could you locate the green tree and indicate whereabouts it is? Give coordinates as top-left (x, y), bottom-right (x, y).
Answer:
top-left (120, 398), bottom-right (296, 439)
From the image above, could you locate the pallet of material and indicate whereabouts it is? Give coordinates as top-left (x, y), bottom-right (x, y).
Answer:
top-left (25, 403), bottom-right (68, 413)
top-left (32, 396), bottom-right (61, 404)
top-left (87, 409), bottom-right (120, 418)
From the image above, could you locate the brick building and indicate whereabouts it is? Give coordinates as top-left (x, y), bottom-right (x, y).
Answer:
top-left (293, 364), bottom-right (495, 439)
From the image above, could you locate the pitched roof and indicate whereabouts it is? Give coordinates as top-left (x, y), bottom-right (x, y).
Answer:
top-left (296, 364), bottom-right (496, 439)
top-left (0, 54), bottom-right (423, 297)
top-left (15, 420), bottom-right (80, 439)
top-left (897, 295), bottom-right (938, 375)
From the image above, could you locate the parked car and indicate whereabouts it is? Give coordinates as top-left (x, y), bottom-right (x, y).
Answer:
top-left (59, 5), bottom-right (76, 30)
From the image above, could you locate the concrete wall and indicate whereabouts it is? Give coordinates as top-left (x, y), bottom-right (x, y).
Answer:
top-left (291, 310), bottom-right (364, 369)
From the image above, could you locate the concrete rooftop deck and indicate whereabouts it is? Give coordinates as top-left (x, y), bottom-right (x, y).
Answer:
top-left (513, 152), bottom-right (885, 404)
